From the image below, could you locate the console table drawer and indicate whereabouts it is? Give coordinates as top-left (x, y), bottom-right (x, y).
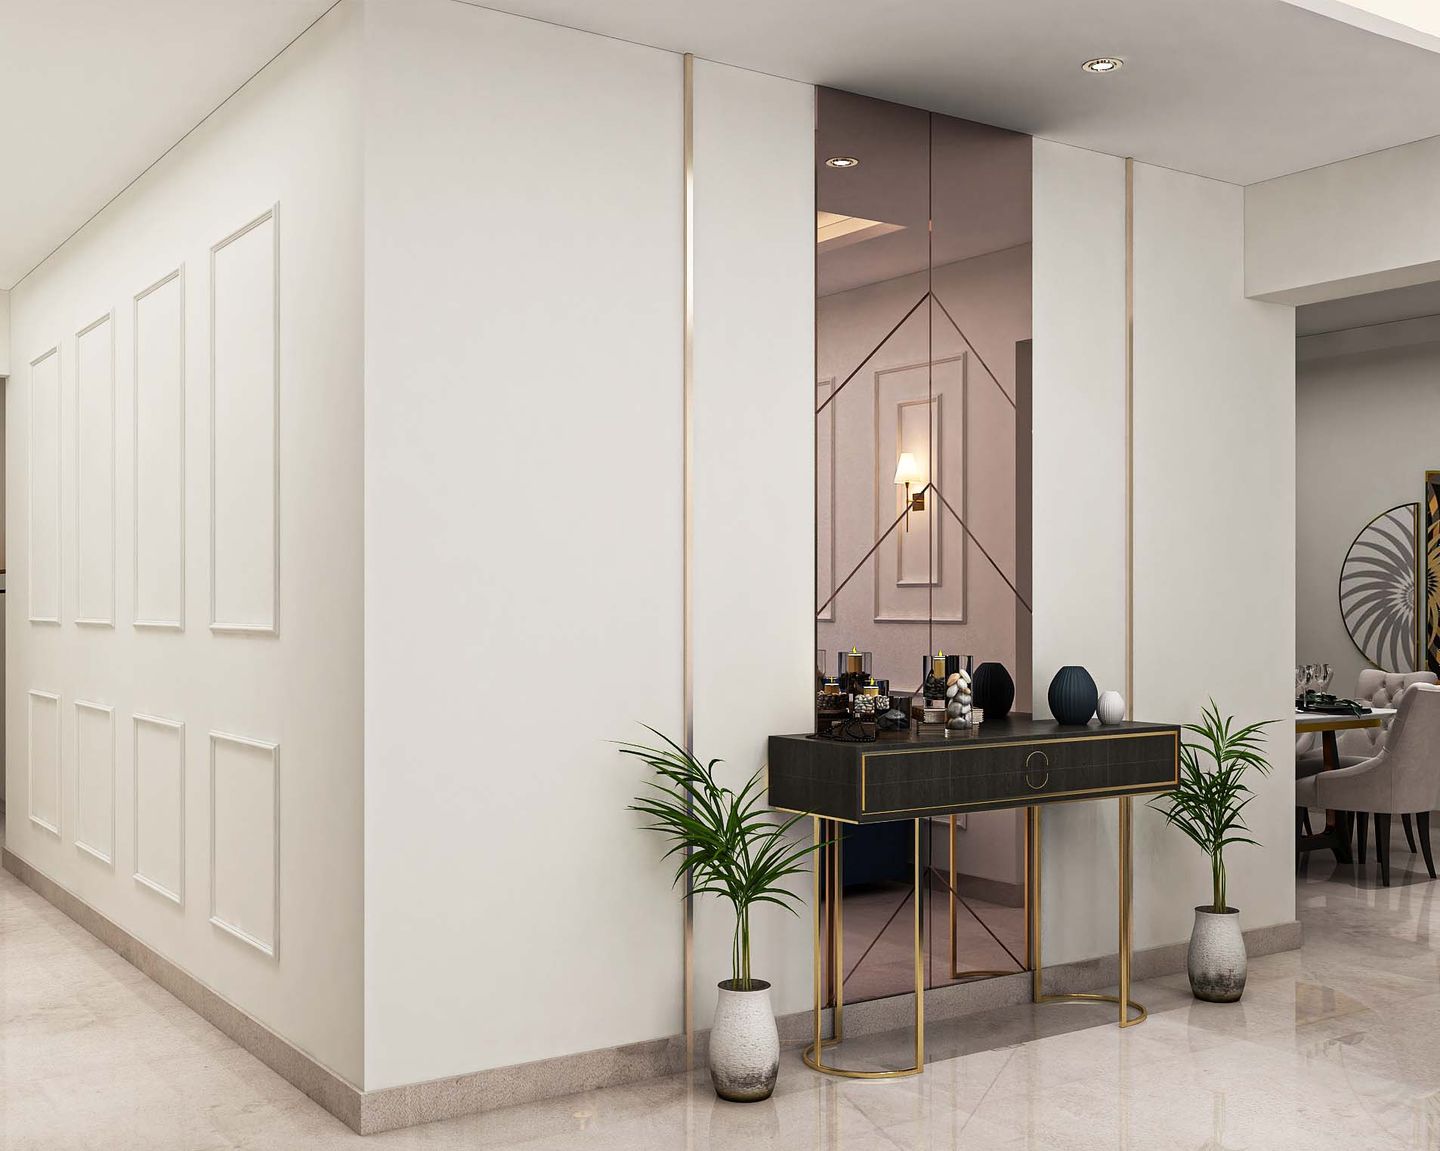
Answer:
top-left (859, 732), bottom-right (1178, 818)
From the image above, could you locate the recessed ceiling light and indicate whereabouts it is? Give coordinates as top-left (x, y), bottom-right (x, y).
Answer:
top-left (826, 156), bottom-right (860, 169)
top-left (1082, 57), bottom-right (1123, 74)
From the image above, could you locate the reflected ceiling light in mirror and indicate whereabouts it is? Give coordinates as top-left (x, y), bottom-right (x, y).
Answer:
top-left (825, 155), bottom-right (860, 168)
top-left (894, 452), bottom-right (925, 530)
top-left (816, 211), bottom-right (904, 253)
top-left (1081, 57), bottom-right (1124, 74)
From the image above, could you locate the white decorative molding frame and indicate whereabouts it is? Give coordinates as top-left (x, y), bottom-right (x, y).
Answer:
top-left (27, 690), bottom-right (62, 836)
top-left (872, 353), bottom-right (968, 623)
top-left (209, 730), bottom-right (280, 959)
top-left (75, 312), bottom-right (117, 627)
top-left (133, 267), bottom-right (187, 630)
top-left (133, 713), bottom-right (186, 906)
top-left (74, 701), bottom-right (116, 866)
top-left (209, 205), bottom-right (281, 636)
top-left (28, 346), bottom-right (62, 624)
top-left (816, 378), bottom-right (837, 623)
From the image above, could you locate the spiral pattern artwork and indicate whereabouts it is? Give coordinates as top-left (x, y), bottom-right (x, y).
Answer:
top-left (1339, 503), bottom-right (1420, 673)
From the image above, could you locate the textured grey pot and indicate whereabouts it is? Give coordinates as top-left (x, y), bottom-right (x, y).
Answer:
top-left (1188, 906), bottom-right (1247, 1002)
top-left (709, 980), bottom-right (779, 1102)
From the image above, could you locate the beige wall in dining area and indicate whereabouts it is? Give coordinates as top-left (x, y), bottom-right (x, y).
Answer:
top-left (1296, 329), bottom-right (1440, 692)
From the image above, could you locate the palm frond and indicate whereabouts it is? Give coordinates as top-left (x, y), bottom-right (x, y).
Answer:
top-left (1148, 699), bottom-right (1275, 912)
top-left (620, 730), bottom-right (828, 987)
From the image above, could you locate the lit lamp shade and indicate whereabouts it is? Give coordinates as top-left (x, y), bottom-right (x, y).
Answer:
top-left (893, 452), bottom-right (923, 487)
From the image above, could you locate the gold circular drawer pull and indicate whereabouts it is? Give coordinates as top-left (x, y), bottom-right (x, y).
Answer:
top-left (1025, 750), bottom-right (1050, 790)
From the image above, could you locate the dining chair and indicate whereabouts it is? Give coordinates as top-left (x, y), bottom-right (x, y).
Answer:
top-left (1297, 669), bottom-right (1439, 854)
top-left (1295, 683), bottom-right (1440, 886)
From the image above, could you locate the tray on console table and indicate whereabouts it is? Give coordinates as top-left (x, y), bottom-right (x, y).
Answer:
top-left (768, 715), bottom-right (1179, 824)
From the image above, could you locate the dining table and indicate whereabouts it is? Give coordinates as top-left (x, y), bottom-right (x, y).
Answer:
top-left (1295, 707), bottom-right (1397, 862)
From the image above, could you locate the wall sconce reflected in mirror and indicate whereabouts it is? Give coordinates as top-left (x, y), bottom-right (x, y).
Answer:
top-left (894, 452), bottom-right (925, 531)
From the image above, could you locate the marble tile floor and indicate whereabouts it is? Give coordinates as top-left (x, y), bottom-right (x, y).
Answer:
top-left (6, 804), bottom-right (1440, 1149)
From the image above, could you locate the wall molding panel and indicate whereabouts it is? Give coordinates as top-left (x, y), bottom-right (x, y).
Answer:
top-left (133, 268), bottom-right (187, 630)
top-left (28, 346), bottom-right (62, 624)
top-left (209, 731), bottom-right (280, 958)
top-left (27, 690), bottom-right (62, 836)
top-left (133, 714), bottom-right (186, 906)
top-left (816, 378), bottom-right (836, 623)
top-left (75, 312), bottom-right (117, 626)
top-left (209, 206), bottom-right (280, 636)
top-left (74, 701), bottom-right (116, 866)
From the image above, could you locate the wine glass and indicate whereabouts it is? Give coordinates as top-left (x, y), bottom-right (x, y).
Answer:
top-left (1317, 664), bottom-right (1333, 694)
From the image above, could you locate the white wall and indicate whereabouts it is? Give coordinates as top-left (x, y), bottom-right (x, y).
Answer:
top-left (690, 58), bottom-right (816, 1016)
top-left (1031, 140), bottom-right (1129, 961)
top-left (1297, 336), bottom-right (1440, 688)
top-left (1246, 133), bottom-right (1440, 304)
top-left (361, 0), bottom-right (686, 1089)
top-left (1034, 143), bottom-right (1296, 962)
top-left (5, 2), bottom-right (364, 1084)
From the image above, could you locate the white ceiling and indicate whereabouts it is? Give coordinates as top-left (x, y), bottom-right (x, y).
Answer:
top-left (481, 0), bottom-right (1440, 187)
top-left (9, 0), bottom-right (1440, 293)
top-left (0, 0), bottom-right (335, 288)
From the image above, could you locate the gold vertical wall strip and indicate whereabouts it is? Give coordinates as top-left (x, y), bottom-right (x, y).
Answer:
top-left (1124, 157), bottom-right (1135, 718)
top-left (681, 51), bottom-right (696, 1070)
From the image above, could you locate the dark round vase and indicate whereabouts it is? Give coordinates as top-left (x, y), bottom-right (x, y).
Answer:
top-left (971, 662), bottom-right (1015, 720)
top-left (1048, 666), bottom-right (1098, 725)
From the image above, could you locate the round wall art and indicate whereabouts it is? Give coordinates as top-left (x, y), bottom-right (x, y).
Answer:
top-left (1339, 503), bottom-right (1420, 673)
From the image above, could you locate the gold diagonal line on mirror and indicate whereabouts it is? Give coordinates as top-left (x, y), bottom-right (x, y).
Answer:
top-left (931, 292), bottom-right (1014, 410)
top-left (929, 865), bottom-right (1026, 971)
top-left (816, 493), bottom-right (917, 619)
top-left (930, 482), bottom-right (1032, 615)
top-left (816, 292), bottom-right (929, 416)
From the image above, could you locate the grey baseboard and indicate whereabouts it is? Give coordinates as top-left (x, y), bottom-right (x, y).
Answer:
top-left (5, 845), bottom-right (1301, 1136)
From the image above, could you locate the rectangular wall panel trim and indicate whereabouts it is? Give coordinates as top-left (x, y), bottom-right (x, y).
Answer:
top-left (28, 347), bottom-right (62, 624)
top-left (209, 731), bottom-right (280, 958)
top-left (133, 713), bottom-right (186, 906)
top-left (209, 206), bottom-right (280, 636)
top-left (133, 268), bottom-right (187, 630)
top-left (74, 701), bottom-right (116, 866)
top-left (27, 690), bottom-right (62, 836)
top-left (75, 312), bottom-right (117, 627)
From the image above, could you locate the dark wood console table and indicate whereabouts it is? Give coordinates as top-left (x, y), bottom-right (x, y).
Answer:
top-left (767, 715), bottom-right (1180, 1080)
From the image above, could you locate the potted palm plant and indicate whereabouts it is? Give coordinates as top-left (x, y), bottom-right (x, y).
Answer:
top-left (1148, 701), bottom-right (1274, 1003)
top-left (621, 730), bottom-right (821, 1102)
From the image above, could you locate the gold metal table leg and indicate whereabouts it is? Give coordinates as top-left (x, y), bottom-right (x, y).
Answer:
top-left (1028, 801), bottom-right (1147, 1026)
top-left (803, 818), bottom-right (925, 1078)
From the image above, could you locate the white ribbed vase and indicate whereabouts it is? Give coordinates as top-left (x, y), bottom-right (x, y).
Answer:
top-left (1096, 690), bottom-right (1126, 725)
top-left (1187, 907), bottom-right (1247, 1003)
top-left (709, 980), bottom-right (780, 1102)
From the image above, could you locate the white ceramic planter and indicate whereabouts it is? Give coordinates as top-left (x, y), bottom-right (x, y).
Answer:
top-left (1187, 906), bottom-right (1246, 1002)
top-left (709, 980), bottom-right (780, 1102)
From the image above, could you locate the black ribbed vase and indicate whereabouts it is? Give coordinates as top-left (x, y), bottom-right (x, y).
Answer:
top-left (971, 662), bottom-right (1015, 720)
top-left (1047, 666), bottom-right (1098, 726)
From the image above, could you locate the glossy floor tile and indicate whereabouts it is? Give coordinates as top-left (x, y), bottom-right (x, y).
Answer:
top-left (6, 807), bottom-right (1440, 1148)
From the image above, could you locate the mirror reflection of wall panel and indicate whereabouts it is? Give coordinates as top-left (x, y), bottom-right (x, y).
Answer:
top-left (817, 379), bottom-right (836, 622)
top-left (815, 86), bottom-right (1032, 1005)
top-left (134, 269), bottom-right (187, 629)
top-left (211, 208), bottom-right (279, 634)
top-left (76, 313), bottom-right (116, 626)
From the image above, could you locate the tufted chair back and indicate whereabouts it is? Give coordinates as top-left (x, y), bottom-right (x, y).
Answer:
top-left (1337, 669), bottom-right (1440, 757)
top-left (1314, 683), bottom-right (1440, 815)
